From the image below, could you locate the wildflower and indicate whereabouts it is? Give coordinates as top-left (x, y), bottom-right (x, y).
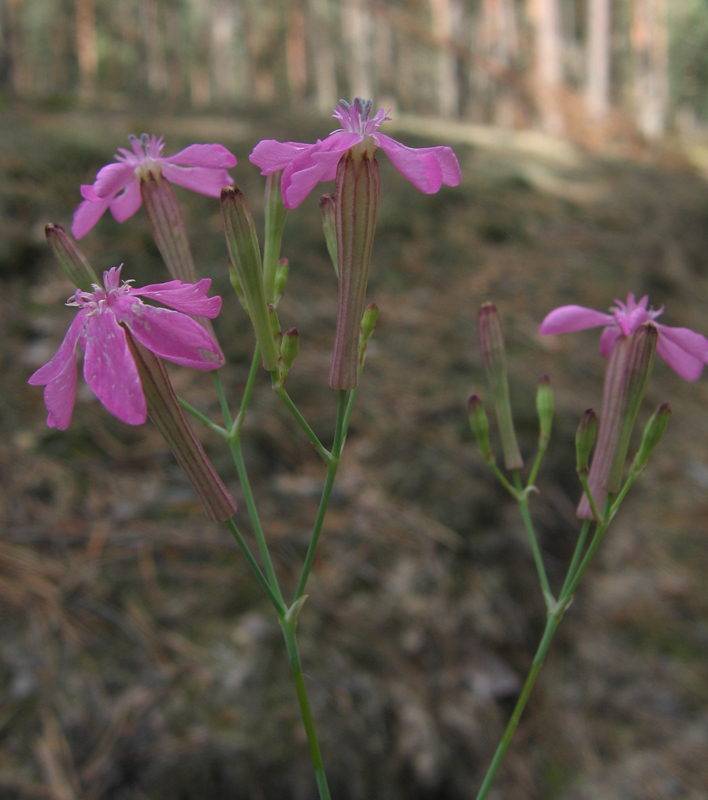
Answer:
top-left (72, 134), bottom-right (237, 239)
top-left (249, 98), bottom-right (461, 209)
top-left (29, 266), bottom-right (222, 430)
top-left (539, 293), bottom-right (708, 380)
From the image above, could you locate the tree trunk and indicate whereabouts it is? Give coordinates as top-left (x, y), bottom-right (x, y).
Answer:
top-left (342, 0), bottom-right (373, 101)
top-left (586, 0), bottom-right (610, 121)
top-left (532, 0), bottom-right (564, 135)
top-left (631, 0), bottom-right (668, 139)
top-left (75, 0), bottom-right (97, 102)
top-left (307, 0), bottom-right (337, 114)
top-left (430, 0), bottom-right (459, 118)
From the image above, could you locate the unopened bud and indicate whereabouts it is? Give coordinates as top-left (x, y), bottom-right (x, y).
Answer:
top-left (468, 395), bottom-right (494, 463)
top-left (45, 224), bottom-right (98, 291)
top-left (268, 304), bottom-right (281, 340)
top-left (280, 328), bottom-right (300, 372)
top-left (221, 185), bottom-right (280, 371)
top-left (360, 302), bottom-right (379, 343)
top-left (263, 170), bottom-right (288, 304)
top-left (632, 402), bottom-right (671, 473)
top-left (478, 303), bottom-right (523, 470)
top-left (575, 409), bottom-right (598, 474)
top-left (319, 194), bottom-right (338, 276)
top-left (274, 258), bottom-right (290, 299)
top-left (536, 375), bottom-right (554, 447)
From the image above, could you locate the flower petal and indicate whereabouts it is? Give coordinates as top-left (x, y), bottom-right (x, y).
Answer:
top-left (118, 300), bottom-right (222, 369)
top-left (29, 310), bottom-right (87, 386)
top-left (131, 278), bottom-right (222, 318)
top-left (71, 195), bottom-right (112, 239)
top-left (109, 178), bottom-right (143, 223)
top-left (83, 310), bottom-right (147, 425)
top-left (160, 163), bottom-right (233, 197)
top-left (43, 350), bottom-right (78, 430)
top-left (374, 133), bottom-right (447, 193)
top-left (92, 161), bottom-right (135, 199)
top-left (165, 143), bottom-right (237, 169)
top-left (539, 305), bottom-right (614, 335)
top-left (249, 140), bottom-right (312, 175)
top-left (281, 133), bottom-right (361, 209)
top-left (656, 324), bottom-right (708, 380)
top-left (599, 325), bottom-right (621, 357)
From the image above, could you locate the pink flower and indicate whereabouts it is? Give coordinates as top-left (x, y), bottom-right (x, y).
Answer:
top-left (539, 293), bottom-right (708, 381)
top-left (72, 134), bottom-right (237, 239)
top-left (29, 267), bottom-right (223, 429)
top-left (249, 98), bottom-right (462, 209)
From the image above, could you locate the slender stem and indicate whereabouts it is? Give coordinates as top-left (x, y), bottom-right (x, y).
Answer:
top-left (293, 391), bottom-right (348, 602)
top-left (609, 468), bottom-right (642, 518)
top-left (526, 441), bottom-right (548, 489)
top-left (340, 386), bottom-right (359, 446)
top-left (280, 618), bottom-right (332, 800)
top-left (224, 519), bottom-right (285, 615)
top-left (228, 437), bottom-right (285, 608)
top-left (513, 471), bottom-right (553, 605)
top-left (559, 518), bottom-right (592, 599)
top-left (563, 517), bottom-right (610, 600)
top-left (273, 385), bottom-right (333, 464)
top-left (475, 612), bottom-right (562, 800)
top-left (213, 371), bottom-right (233, 428)
top-left (578, 472), bottom-right (605, 525)
top-left (487, 460), bottom-right (519, 498)
top-left (233, 344), bottom-right (261, 438)
top-left (178, 397), bottom-right (228, 438)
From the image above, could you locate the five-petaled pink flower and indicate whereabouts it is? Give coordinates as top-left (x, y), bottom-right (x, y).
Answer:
top-left (249, 98), bottom-right (462, 208)
top-left (539, 293), bottom-right (708, 380)
top-left (29, 267), bottom-right (223, 430)
top-left (72, 134), bottom-right (237, 239)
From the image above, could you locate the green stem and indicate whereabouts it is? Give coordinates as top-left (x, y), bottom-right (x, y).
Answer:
top-left (280, 617), bottom-right (332, 800)
top-left (475, 612), bottom-right (562, 800)
top-left (514, 471), bottom-right (553, 606)
top-left (578, 472), bottom-right (605, 525)
top-left (487, 461), bottom-right (518, 498)
top-left (563, 517), bottom-right (610, 600)
top-left (232, 344), bottom-right (261, 439)
top-left (224, 519), bottom-right (285, 615)
top-left (273, 385), bottom-right (333, 464)
top-left (559, 518), bottom-right (592, 599)
top-left (228, 437), bottom-right (285, 608)
top-left (213, 371), bottom-right (233, 428)
top-left (293, 390), bottom-right (348, 602)
top-left (526, 441), bottom-right (548, 489)
top-left (178, 397), bottom-right (228, 438)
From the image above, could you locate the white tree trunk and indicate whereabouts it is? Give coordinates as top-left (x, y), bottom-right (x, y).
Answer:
top-left (632, 0), bottom-right (668, 139)
top-left (586, 0), bottom-right (611, 121)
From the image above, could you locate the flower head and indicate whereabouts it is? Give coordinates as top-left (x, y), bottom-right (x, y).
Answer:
top-left (249, 97), bottom-right (462, 209)
top-left (539, 293), bottom-right (708, 380)
top-left (72, 134), bottom-right (237, 239)
top-left (29, 267), bottom-right (223, 429)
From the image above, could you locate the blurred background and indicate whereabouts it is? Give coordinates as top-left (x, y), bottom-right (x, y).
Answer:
top-left (1, 2), bottom-right (708, 800)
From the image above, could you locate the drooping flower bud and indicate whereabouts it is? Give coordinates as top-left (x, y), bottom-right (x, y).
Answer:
top-left (468, 394), bottom-right (494, 464)
top-left (575, 409), bottom-right (598, 474)
top-left (45, 224), bottom-right (98, 291)
top-left (536, 375), bottom-right (554, 448)
top-left (221, 185), bottom-right (280, 372)
top-left (632, 402), bottom-right (671, 473)
top-left (124, 332), bottom-right (237, 522)
top-left (274, 258), bottom-right (290, 300)
top-left (329, 145), bottom-right (380, 390)
top-left (263, 170), bottom-right (288, 304)
top-left (319, 194), bottom-right (338, 276)
top-left (280, 328), bottom-right (300, 373)
top-left (478, 303), bottom-right (523, 470)
top-left (577, 322), bottom-right (658, 518)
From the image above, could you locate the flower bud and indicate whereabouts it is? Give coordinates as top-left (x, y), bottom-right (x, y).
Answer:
top-left (468, 394), bottom-right (494, 464)
top-left (221, 185), bottom-right (280, 372)
top-left (124, 332), bottom-right (237, 522)
top-left (359, 302), bottom-right (379, 367)
top-left (329, 148), bottom-right (380, 390)
top-left (280, 328), bottom-right (300, 372)
top-left (274, 258), bottom-right (290, 299)
top-left (575, 409), bottom-right (598, 474)
top-left (45, 224), bottom-right (98, 291)
top-left (263, 170), bottom-right (288, 303)
top-left (536, 375), bottom-right (554, 448)
top-left (319, 194), bottom-right (338, 276)
top-left (477, 303), bottom-right (523, 470)
top-left (632, 402), bottom-right (671, 473)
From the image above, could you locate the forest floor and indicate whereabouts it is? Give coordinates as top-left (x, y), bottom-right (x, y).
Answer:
top-left (1, 103), bottom-right (708, 800)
